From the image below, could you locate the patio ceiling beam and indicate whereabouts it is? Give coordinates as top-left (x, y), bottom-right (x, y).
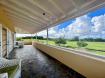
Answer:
top-left (68, 0), bottom-right (97, 15)
top-left (15, 24), bottom-right (33, 33)
top-left (1, 1), bottom-right (47, 24)
top-left (8, 0), bottom-right (50, 21)
top-left (9, 17), bottom-right (41, 32)
top-left (48, 0), bottom-right (65, 14)
top-left (13, 21), bottom-right (36, 29)
top-left (15, 27), bottom-right (30, 34)
top-left (70, 0), bottom-right (78, 10)
top-left (7, 16), bottom-right (39, 32)
top-left (4, 8), bottom-right (43, 25)
top-left (27, 0), bottom-right (55, 17)
top-left (7, 14), bottom-right (41, 27)
top-left (8, 14), bottom-right (39, 26)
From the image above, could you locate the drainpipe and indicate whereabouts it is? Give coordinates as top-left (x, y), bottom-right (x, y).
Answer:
top-left (46, 28), bottom-right (48, 44)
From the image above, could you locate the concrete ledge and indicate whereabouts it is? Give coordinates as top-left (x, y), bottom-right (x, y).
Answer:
top-left (33, 42), bottom-right (105, 78)
top-left (23, 41), bottom-right (32, 45)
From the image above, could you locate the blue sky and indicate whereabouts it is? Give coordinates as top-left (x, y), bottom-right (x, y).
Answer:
top-left (57, 7), bottom-right (105, 30)
top-left (57, 19), bottom-right (74, 29)
top-left (88, 7), bottom-right (105, 18)
top-left (17, 7), bottom-right (105, 39)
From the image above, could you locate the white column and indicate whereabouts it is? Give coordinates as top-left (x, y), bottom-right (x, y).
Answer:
top-left (46, 28), bottom-right (48, 44)
top-left (31, 34), bottom-right (33, 41)
top-left (36, 33), bottom-right (37, 41)
top-left (14, 32), bottom-right (16, 47)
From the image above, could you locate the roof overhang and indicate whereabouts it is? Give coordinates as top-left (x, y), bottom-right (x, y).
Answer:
top-left (0, 0), bottom-right (105, 33)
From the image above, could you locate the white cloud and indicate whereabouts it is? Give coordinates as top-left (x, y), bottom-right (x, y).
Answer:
top-left (37, 30), bottom-right (47, 38)
top-left (64, 15), bottom-right (92, 38)
top-left (16, 34), bottom-right (32, 37)
top-left (92, 14), bottom-right (105, 33)
top-left (48, 27), bottom-right (58, 38)
top-left (72, 15), bottom-right (91, 34)
top-left (16, 12), bottom-right (105, 39)
top-left (37, 14), bottom-right (105, 39)
top-left (48, 27), bottom-right (66, 38)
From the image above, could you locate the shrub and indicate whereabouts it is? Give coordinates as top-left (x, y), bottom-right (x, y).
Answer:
top-left (55, 37), bottom-right (66, 46)
top-left (16, 37), bottom-right (22, 41)
top-left (77, 41), bottom-right (88, 47)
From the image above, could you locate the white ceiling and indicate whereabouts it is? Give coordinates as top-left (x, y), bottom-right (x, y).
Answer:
top-left (0, 0), bottom-right (105, 33)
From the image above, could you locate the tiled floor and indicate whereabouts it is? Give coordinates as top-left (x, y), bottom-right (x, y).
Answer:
top-left (14, 45), bottom-right (85, 78)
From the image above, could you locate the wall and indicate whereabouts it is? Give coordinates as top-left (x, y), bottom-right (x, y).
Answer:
top-left (2, 27), bottom-right (7, 57)
top-left (33, 42), bottom-right (105, 78)
top-left (0, 23), bottom-right (14, 58)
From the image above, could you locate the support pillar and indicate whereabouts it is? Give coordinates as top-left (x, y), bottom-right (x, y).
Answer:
top-left (46, 28), bottom-right (48, 44)
top-left (36, 33), bottom-right (37, 41)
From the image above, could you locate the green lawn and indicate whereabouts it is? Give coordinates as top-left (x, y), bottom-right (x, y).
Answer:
top-left (86, 42), bottom-right (105, 51)
top-left (21, 39), bottom-right (105, 56)
top-left (66, 41), bottom-right (78, 48)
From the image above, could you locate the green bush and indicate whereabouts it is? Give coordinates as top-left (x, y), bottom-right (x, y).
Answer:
top-left (77, 41), bottom-right (88, 47)
top-left (16, 37), bottom-right (22, 41)
top-left (55, 37), bottom-right (66, 46)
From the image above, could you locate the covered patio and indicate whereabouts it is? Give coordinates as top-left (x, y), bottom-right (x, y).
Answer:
top-left (12, 45), bottom-right (85, 78)
top-left (0, 0), bottom-right (105, 78)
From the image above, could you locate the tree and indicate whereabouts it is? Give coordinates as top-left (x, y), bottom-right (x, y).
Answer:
top-left (55, 37), bottom-right (66, 46)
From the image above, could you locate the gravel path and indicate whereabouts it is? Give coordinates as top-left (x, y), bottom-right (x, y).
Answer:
top-left (14, 45), bottom-right (85, 78)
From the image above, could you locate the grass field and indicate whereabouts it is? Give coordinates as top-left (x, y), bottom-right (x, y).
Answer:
top-left (21, 39), bottom-right (105, 56)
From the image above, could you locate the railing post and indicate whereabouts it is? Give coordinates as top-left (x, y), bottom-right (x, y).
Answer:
top-left (14, 32), bottom-right (16, 45)
top-left (31, 34), bottom-right (33, 42)
top-left (46, 28), bottom-right (48, 44)
top-left (36, 33), bottom-right (37, 41)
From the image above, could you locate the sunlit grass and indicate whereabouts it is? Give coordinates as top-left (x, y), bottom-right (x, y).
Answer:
top-left (21, 39), bottom-right (105, 56)
top-left (86, 42), bottom-right (105, 51)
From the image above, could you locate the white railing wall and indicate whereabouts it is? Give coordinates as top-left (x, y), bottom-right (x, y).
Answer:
top-left (33, 42), bottom-right (105, 78)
